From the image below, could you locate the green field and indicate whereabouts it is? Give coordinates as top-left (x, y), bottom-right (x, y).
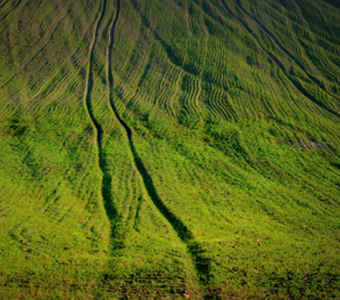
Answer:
top-left (1, 0), bottom-right (340, 298)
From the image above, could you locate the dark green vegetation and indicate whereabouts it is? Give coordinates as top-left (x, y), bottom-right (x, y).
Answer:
top-left (1, 0), bottom-right (340, 298)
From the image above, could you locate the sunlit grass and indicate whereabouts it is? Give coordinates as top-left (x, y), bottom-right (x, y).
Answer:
top-left (0, 0), bottom-right (339, 298)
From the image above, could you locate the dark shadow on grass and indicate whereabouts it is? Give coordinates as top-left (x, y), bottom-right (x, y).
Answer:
top-left (106, 0), bottom-right (212, 285)
top-left (0, 0), bottom-right (21, 23)
top-left (84, 0), bottom-right (118, 241)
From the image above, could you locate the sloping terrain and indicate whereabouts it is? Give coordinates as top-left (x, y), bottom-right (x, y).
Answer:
top-left (0, 0), bottom-right (340, 298)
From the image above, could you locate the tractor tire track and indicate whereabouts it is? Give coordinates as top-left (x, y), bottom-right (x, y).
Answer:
top-left (0, 0), bottom-right (22, 23)
top-left (221, 0), bottom-right (340, 119)
top-left (234, 0), bottom-right (340, 103)
top-left (0, 0), bottom-right (10, 10)
top-left (83, 0), bottom-right (117, 232)
top-left (107, 0), bottom-right (212, 285)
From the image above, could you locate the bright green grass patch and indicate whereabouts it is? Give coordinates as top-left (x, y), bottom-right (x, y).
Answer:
top-left (1, 0), bottom-right (340, 298)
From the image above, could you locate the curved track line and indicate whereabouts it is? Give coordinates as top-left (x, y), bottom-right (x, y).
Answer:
top-left (107, 0), bottom-right (212, 285)
top-left (83, 0), bottom-right (118, 233)
top-left (0, 11), bottom-right (71, 91)
top-left (220, 0), bottom-right (340, 119)
top-left (234, 0), bottom-right (340, 103)
top-left (0, 0), bottom-right (10, 9)
top-left (0, 0), bottom-right (22, 23)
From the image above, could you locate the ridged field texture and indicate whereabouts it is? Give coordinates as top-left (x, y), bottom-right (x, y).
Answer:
top-left (0, 0), bottom-right (340, 298)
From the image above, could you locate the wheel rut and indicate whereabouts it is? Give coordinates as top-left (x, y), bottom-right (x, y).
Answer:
top-left (221, 0), bottom-right (340, 119)
top-left (83, 0), bottom-right (117, 233)
top-left (83, 0), bottom-right (212, 286)
top-left (106, 0), bottom-right (212, 285)
top-left (0, 0), bottom-right (10, 10)
top-left (0, 0), bottom-right (22, 23)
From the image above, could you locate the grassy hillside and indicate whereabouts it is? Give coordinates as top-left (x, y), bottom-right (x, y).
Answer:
top-left (0, 0), bottom-right (340, 298)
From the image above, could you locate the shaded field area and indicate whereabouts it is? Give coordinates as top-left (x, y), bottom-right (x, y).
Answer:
top-left (0, 0), bottom-right (340, 298)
